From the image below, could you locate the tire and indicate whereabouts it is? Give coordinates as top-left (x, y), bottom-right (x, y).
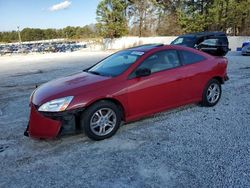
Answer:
top-left (81, 100), bottom-right (121, 141)
top-left (201, 79), bottom-right (222, 107)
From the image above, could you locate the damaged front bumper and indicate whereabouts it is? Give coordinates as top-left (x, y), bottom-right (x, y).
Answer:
top-left (24, 104), bottom-right (83, 139)
top-left (224, 75), bottom-right (229, 82)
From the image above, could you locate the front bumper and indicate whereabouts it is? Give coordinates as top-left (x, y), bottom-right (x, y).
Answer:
top-left (224, 74), bottom-right (229, 82)
top-left (25, 105), bottom-right (61, 139)
top-left (25, 104), bottom-right (83, 139)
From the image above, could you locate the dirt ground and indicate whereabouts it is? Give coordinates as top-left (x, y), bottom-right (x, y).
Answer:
top-left (0, 51), bottom-right (250, 188)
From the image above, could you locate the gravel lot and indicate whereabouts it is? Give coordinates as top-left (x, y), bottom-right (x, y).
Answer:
top-left (0, 51), bottom-right (249, 188)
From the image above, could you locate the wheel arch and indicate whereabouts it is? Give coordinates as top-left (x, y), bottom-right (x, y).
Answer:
top-left (201, 77), bottom-right (222, 107)
top-left (212, 76), bottom-right (224, 84)
top-left (84, 98), bottom-right (126, 121)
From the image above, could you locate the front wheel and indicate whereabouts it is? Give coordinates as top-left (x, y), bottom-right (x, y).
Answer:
top-left (81, 101), bottom-right (121, 140)
top-left (201, 79), bottom-right (222, 107)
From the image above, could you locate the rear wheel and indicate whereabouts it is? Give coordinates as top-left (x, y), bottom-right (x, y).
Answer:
top-left (81, 101), bottom-right (121, 140)
top-left (202, 79), bottom-right (221, 107)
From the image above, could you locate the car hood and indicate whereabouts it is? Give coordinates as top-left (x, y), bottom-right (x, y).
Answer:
top-left (32, 72), bottom-right (110, 106)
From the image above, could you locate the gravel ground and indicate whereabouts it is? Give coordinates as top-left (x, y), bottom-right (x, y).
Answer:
top-left (0, 51), bottom-right (249, 188)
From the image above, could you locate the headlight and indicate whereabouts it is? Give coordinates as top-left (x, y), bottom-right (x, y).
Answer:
top-left (38, 96), bottom-right (74, 112)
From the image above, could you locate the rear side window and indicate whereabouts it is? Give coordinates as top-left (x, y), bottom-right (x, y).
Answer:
top-left (137, 50), bottom-right (181, 74)
top-left (209, 35), bottom-right (228, 45)
top-left (180, 50), bottom-right (206, 65)
top-left (202, 39), bottom-right (219, 45)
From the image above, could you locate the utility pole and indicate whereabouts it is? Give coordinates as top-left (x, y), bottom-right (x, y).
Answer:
top-left (17, 26), bottom-right (22, 45)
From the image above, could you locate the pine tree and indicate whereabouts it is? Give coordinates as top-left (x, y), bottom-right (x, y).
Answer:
top-left (96, 0), bottom-right (128, 38)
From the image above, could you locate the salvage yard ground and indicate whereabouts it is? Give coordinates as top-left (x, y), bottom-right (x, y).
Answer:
top-left (0, 51), bottom-right (250, 187)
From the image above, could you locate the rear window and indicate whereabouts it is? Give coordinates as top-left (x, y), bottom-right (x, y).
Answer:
top-left (171, 36), bottom-right (196, 47)
top-left (180, 50), bottom-right (206, 65)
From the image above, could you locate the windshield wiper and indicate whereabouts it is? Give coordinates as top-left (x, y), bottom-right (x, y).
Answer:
top-left (87, 70), bottom-right (101, 75)
top-left (87, 70), bottom-right (113, 77)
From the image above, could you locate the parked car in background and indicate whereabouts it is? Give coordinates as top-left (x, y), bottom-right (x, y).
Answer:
top-left (0, 41), bottom-right (87, 55)
top-left (242, 41), bottom-right (250, 48)
top-left (171, 31), bottom-right (230, 56)
top-left (25, 44), bottom-right (228, 141)
top-left (242, 43), bottom-right (250, 56)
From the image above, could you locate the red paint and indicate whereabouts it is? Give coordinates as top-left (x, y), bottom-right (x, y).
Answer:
top-left (28, 105), bottom-right (61, 138)
top-left (28, 45), bottom-right (228, 138)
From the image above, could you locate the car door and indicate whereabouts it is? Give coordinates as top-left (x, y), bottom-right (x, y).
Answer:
top-left (125, 50), bottom-right (187, 119)
top-left (178, 50), bottom-right (209, 101)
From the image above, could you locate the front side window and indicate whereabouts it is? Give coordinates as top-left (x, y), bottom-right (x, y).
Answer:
top-left (134, 50), bottom-right (181, 75)
top-left (180, 50), bottom-right (206, 65)
top-left (88, 50), bottom-right (143, 77)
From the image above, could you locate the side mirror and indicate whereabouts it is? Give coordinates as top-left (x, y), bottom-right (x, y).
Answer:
top-left (135, 68), bottom-right (151, 77)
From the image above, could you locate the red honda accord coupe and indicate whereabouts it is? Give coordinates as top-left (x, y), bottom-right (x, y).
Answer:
top-left (25, 44), bottom-right (228, 140)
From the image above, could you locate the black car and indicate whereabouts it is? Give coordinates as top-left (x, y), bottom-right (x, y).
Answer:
top-left (171, 31), bottom-right (230, 56)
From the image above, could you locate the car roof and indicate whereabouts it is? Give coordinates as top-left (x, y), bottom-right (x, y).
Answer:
top-left (126, 44), bottom-right (213, 59)
top-left (180, 31), bottom-right (226, 38)
top-left (127, 44), bottom-right (164, 52)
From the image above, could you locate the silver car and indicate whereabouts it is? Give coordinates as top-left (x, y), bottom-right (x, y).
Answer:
top-left (242, 44), bottom-right (250, 56)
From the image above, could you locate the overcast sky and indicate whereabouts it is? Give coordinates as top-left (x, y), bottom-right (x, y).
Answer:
top-left (0, 0), bottom-right (101, 31)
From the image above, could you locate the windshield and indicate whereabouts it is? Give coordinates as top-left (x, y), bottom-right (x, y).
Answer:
top-left (171, 36), bottom-right (196, 47)
top-left (88, 50), bottom-right (143, 77)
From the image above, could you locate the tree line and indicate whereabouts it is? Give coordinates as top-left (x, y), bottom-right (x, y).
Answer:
top-left (0, 25), bottom-right (98, 43)
top-left (96, 0), bottom-right (250, 38)
top-left (1, 0), bottom-right (249, 43)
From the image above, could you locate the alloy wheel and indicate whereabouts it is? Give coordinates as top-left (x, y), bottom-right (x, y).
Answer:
top-left (90, 108), bottom-right (117, 136)
top-left (206, 83), bottom-right (220, 104)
